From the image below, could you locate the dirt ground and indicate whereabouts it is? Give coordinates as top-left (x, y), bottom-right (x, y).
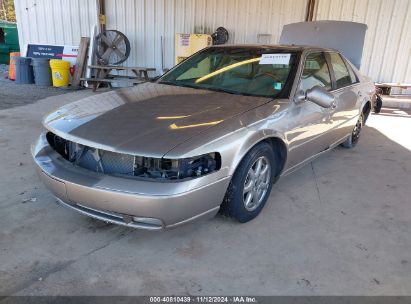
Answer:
top-left (0, 85), bottom-right (411, 296)
top-left (0, 64), bottom-right (72, 110)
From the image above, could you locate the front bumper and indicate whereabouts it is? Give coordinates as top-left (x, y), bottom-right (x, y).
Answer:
top-left (32, 133), bottom-right (231, 230)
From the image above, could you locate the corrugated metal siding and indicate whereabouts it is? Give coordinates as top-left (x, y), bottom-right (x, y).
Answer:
top-left (104, 0), bottom-right (168, 72)
top-left (14, 0), bottom-right (308, 73)
top-left (14, 0), bottom-right (410, 85)
top-left (173, 0), bottom-right (307, 43)
top-left (316, 0), bottom-right (411, 84)
top-left (14, 0), bottom-right (98, 51)
top-left (105, 0), bottom-right (307, 72)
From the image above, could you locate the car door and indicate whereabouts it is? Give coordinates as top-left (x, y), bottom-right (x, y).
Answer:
top-left (284, 51), bottom-right (336, 170)
top-left (325, 52), bottom-right (360, 142)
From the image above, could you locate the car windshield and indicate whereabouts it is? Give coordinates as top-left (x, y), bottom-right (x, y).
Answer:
top-left (159, 47), bottom-right (300, 98)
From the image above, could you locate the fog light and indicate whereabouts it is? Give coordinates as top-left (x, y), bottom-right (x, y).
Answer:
top-left (132, 216), bottom-right (163, 227)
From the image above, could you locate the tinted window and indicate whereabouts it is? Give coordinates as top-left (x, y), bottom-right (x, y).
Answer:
top-left (329, 52), bottom-right (352, 88)
top-left (300, 52), bottom-right (332, 92)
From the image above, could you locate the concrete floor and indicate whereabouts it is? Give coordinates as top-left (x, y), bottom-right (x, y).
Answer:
top-left (0, 90), bottom-right (411, 296)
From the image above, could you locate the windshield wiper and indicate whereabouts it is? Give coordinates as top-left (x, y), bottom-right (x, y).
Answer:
top-left (201, 86), bottom-right (259, 96)
top-left (202, 87), bottom-right (244, 95)
top-left (158, 81), bottom-right (200, 90)
top-left (159, 81), bottom-right (258, 97)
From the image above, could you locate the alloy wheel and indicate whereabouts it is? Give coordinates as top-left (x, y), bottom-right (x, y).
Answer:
top-left (243, 156), bottom-right (271, 211)
top-left (352, 114), bottom-right (364, 145)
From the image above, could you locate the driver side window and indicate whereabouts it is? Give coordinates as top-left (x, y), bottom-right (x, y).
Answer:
top-left (300, 52), bottom-right (332, 92)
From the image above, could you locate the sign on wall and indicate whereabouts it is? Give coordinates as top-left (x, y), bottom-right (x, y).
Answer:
top-left (26, 44), bottom-right (78, 66)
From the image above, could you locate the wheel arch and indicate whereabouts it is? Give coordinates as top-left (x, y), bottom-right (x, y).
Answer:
top-left (230, 130), bottom-right (288, 180)
top-left (262, 137), bottom-right (288, 180)
top-left (361, 99), bottom-right (372, 123)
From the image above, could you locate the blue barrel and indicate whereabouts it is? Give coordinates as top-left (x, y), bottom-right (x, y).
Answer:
top-left (32, 58), bottom-right (52, 86)
top-left (13, 56), bottom-right (34, 84)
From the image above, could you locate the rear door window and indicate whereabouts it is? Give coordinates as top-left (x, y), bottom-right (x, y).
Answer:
top-left (300, 52), bottom-right (332, 92)
top-left (345, 60), bottom-right (358, 84)
top-left (329, 52), bottom-right (353, 89)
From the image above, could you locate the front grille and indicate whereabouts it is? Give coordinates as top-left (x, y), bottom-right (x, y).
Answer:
top-left (77, 147), bottom-right (135, 175)
top-left (46, 131), bottom-right (221, 180)
top-left (46, 132), bottom-right (136, 176)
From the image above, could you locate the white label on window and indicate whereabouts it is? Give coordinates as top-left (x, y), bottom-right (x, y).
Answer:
top-left (260, 53), bottom-right (291, 65)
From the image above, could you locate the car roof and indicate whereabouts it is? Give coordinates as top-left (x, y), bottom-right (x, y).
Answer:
top-left (209, 44), bottom-right (338, 53)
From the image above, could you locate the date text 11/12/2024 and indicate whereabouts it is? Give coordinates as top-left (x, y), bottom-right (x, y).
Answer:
top-left (149, 296), bottom-right (257, 303)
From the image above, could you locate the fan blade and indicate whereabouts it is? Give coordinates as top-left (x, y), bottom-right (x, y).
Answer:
top-left (113, 48), bottom-right (127, 61)
top-left (112, 33), bottom-right (124, 46)
top-left (100, 34), bottom-right (112, 47)
top-left (101, 48), bottom-right (113, 62)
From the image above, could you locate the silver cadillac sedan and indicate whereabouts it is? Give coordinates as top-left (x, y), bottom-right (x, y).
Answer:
top-left (32, 45), bottom-right (375, 229)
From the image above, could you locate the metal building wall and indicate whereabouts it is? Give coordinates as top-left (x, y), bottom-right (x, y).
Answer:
top-left (14, 0), bottom-right (410, 84)
top-left (14, 0), bottom-right (307, 74)
top-left (315, 0), bottom-right (411, 84)
top-left (14, 0), bottom-right (98, 52)
top-left (104, 0), bottom-right (170, 73)
top-left (104, 0), bottom-right (307, 71)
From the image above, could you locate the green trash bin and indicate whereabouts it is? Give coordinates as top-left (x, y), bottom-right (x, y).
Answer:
top-left (0, 21), bottom-right (20, 64)
top-left (0, 44), bottom-right (10, 64)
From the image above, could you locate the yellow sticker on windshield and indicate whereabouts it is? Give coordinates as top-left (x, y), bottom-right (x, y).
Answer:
top-left (260, 54), bottom-right (291, 65)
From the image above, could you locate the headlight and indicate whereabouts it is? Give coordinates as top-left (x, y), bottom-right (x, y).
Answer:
top-left (135, 152), bottom-right (221, 180)
top-left (175, 152), bottom-right (221, 179)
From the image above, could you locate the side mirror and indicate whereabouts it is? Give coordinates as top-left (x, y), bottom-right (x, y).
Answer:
top-left (294, 90), bottom-right (306, 104)
top-left (305, 86), bottom-right (335, 108)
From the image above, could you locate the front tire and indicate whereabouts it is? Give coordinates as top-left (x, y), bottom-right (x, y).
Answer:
top-left (220, 142), bottom-right (276, 223)
top-left (342, 112), bottom-right (364, 149)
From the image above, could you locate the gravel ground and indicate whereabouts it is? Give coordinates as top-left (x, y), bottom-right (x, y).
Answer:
top-left (0, 63), bottom-right (9, 75)
top-left (0, 64), bottom-right (73, 110)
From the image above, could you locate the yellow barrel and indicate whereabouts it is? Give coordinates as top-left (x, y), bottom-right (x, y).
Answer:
top-left (50, 59), bottom-right (70, 87)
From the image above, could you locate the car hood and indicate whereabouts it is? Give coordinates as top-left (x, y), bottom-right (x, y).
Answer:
top-left (280, 21), bottom-right (367, 69)
top-left (43, 82), bottom-right (271, 157)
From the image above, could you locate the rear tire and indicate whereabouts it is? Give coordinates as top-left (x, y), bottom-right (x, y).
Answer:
top-left (374, 94), bottom-right (382, 114)
top-left (342, 112), bottom-right (364, 149)
top-left (220, 142), bottom-right (276, 223)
